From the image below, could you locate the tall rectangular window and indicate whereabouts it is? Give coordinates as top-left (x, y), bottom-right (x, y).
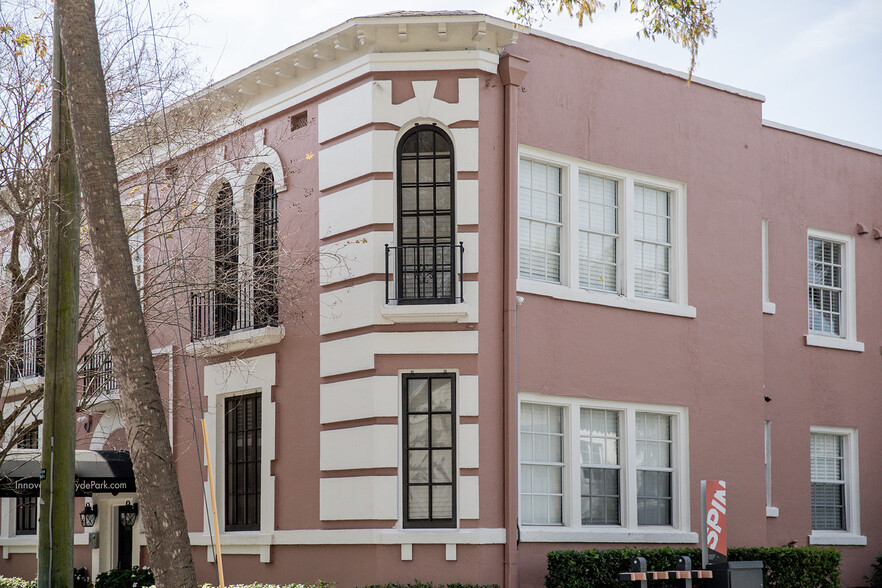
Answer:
top-left (520, 403), bottom-right (564, 525)
top-left (225, 393), bottom-right (261, 531)
top-left (810, 432), bottom-right (846, 531)
top-left (403, 374), bottom-right (455, 528)
top-left (579, 408), bottom-right (620, 525)
top-left (519, 159), bottom-right (563, 283)
top-left (634, 185), bottom-right (671, 300)
top-left (578, 173), bottom-right (618, 293)
top-left (16, 497), bottom-right (37, 535)
top-left (808, 237), bottom-right (842, 337)
top-left (636, 412), bottom-right (673, 526)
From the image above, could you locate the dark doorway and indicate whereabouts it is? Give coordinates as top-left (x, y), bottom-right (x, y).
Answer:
top-left (116, 506), bottom-right (133, 569)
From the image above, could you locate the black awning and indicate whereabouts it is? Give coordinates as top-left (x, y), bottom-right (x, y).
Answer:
top-left (0, 450), bottom-right (136, 497)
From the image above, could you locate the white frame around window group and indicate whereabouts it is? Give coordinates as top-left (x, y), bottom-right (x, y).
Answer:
top-left (804, 228), bottom-right (862, 352)
top-left (517, 146), bottom-right (694, 319)
top-left (808, 425), bottom-right (865, 545)
top-left (518, 393), bottom-right (695, 544)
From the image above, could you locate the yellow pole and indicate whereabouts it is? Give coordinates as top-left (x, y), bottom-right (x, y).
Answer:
top-left (201, 419), bottom-right (225, 588)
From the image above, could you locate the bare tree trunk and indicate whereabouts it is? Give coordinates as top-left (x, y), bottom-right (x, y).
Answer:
top-left (54, 2), bottom-right (197, 587)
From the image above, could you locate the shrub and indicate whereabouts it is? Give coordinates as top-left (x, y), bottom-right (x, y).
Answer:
top-left (95, 567), bottom-right (155, 588)
top-left (866, 553), bottom-right (882, 588)
top-left (74, 567), bottom-right (92, 588)
top-left (0, 577), bottom-right (37, 588)
top-left (545, 546), bottom-right (841, 588)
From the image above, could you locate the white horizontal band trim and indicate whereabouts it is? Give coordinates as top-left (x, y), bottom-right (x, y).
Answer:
top-left (321, 376), bottom-right (399, 423)
top-left (805, 334), bottom-right (864, 353)
top-left (763, 302), bottom-right (777, 315)
top-left (320, 425), bottom-right (398, 470)
top-left (808, 532), bottom-right (867, 546)
top-left (518, 279), bottom-right (697, 319)
top-left (520, 527), bottom-right (699, 544)
top-left (189, 528), bottom-right (506, 546)
top-left (320, 330), bottom-right (478, 377)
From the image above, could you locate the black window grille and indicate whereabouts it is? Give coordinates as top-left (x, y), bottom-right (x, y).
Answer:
top-left (16, 497), bottom-right (37, 535)
top-left (396, 126), bottom-right (456, 304)
top-left (253, 169), bottom-right (279, 329)
top-left (17, 428), bottom-right (39, 450)
top-left (214, 182), bottom-right (239, 335)
top-left (225, 393), bottom-right (261, 531)
top-left (403, 373), bottom-right (456, 528)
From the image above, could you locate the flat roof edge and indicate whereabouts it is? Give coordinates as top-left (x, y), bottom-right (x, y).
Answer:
top-left (762, 120), bottom-right (882, 156)
top-left (527, 29), bottom-right (766, 102)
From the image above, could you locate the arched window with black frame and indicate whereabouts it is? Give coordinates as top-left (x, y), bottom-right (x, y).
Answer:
top-left (214, 181), bottom-right (239, 335)
top-left (395, 125), bottom-right (457, 304)
top-left (252, 168), bottom-right (279, 328)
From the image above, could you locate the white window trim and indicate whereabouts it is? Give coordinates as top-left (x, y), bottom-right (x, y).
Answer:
top-left (203, 353), bottom-right (277, 561)
top-left (518, 146), bottom-right (692, 318)
top-left (518, 393), bottom-right (695, 544)
top-left (808, 426), bottom-right (865, 546)
top-left (762, 219), bottom-right (776, 315)
top-left (805, 228), bottom-right (862, 352)
top-left (764, 421), bottom-right (778, 517)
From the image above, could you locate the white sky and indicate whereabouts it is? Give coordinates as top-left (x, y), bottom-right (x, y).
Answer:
top-left (168, 0), bottom-right (882, 150)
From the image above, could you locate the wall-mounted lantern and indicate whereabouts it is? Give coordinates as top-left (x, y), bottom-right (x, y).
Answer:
top-left (119, 501), bottom-right (138, 528)
top-left (79, 503), bottom-right (98, 528)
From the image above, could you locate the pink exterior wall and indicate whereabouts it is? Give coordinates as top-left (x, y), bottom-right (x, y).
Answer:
top-left (2, 14), bottom-right (880, 588)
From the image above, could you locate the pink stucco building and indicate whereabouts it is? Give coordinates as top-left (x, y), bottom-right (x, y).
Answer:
top-left (1, 11), bottom-right (880, 588)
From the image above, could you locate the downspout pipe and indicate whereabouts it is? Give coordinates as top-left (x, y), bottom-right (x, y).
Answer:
top-left (499, 54), bottom-right (529, 588)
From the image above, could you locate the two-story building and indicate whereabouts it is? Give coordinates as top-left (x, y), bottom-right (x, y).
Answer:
top-left (1, 10), bottom-right (880, 588)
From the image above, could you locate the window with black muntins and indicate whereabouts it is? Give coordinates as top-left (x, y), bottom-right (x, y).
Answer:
top-left (214, 182), bottom-right (239, 334)
top-left (396, 125), bottom-right (455, 304)
top-left (225, 392), bottom-right (261, 531)
top-left (16, 497), bottom-right (37, 535)
top-left (403, 373), bottom-right (456, 528)
top-left (253, 168), bottom-right (279, 328)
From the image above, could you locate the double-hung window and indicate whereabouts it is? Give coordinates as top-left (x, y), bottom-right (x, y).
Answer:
top-left (519, 396), bottom-right (692, 542)
top-left (806, 229), bottom-right (861, 351)
top-left (518, 150), bottom-right (691, 317)
top-left (15, 428), bottom-right (38, 536)
top-left (809, 427), bottom-right (864, 545)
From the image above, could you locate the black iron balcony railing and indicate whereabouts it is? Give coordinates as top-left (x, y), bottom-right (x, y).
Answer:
top-left (189, 279), bottom-right (278, 342)
top-left (81, 350), bottom-right (118, 397)
top-left (4, 336), bottom-right (44, 383)
top-left (385, 242), bottom-right (464, 305)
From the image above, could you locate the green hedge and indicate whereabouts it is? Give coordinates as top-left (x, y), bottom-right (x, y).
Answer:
top-left (0, 578), bottom-right (36, 588)
top-left (546, 546), bottom-right (841, 588)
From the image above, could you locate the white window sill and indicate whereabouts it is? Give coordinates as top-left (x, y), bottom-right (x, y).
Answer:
top-left (766, 506), bottom-right (779, 518)
top-left (382, 303), bottom-right (470, 323)
top-left (188, 325), bottom-right (285, 358)
top-left (805, 334), bottom-right (864, 353)
top-left (520, 526), bottom-right (698, 544)
top-left (518, 279), bottom-right (696, 318)
top-left (763, 301), bottom-right (777, 315)
top-left (809, 532), bottom-right (867, 546)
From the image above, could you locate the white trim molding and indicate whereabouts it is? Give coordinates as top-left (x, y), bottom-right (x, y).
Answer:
top-left (762, 219), bottom-right (776, 315)
top-left (808, 426), bottom-right (865, 546)
top-left (203, 353), bottom-right (277, 558)
top-left (805, 228), bottom-right (862, 352)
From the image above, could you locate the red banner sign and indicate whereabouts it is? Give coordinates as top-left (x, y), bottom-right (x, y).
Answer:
top-left (701, 480), bottom-right (727, 567)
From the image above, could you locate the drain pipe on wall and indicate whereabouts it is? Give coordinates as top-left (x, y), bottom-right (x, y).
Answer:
top-left (499, 53), bottom-right (529, 588)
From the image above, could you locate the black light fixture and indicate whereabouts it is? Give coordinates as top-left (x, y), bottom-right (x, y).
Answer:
top-left (119, 501), bottom-right (138, 528)
top-left (79, 503), bottom-right (98, 528)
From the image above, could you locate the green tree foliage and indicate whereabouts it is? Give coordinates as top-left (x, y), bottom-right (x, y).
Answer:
top-left (508, 0), bottom-right (717, 78)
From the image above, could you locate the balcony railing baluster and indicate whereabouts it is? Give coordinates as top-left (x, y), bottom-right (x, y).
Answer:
top-left (189, 279), bottom-right (278, 342)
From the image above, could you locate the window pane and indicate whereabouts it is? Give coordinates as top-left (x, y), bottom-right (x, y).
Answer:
top-left (520, 403), bottom-right (564, 525)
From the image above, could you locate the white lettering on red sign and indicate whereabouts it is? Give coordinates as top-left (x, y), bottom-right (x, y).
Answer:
top-left (706, 481), bottom-right (726, 551)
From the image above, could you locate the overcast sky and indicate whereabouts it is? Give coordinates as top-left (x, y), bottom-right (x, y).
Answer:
top-left (168, 0), bottom-right (882, 150)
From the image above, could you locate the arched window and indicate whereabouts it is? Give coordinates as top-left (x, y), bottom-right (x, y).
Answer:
top-left (253, 168), bottom-right (278, 328)
top-left (396, 125), bottom-right (456, 304)
top-left (214, 181), bottom-right (238, 335)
